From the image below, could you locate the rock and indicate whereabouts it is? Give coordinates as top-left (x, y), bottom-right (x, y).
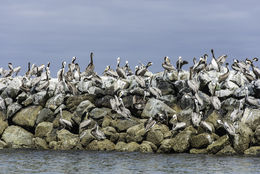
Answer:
top-left (2, 126), bottom-right (34, 148)
top-left (95, 95), bottom-right (114, 108)
top-left (103, 126), bottom-right (119, 143)
top-left (216, 145), bottom-right (237, 155)
top-left (207, 135), bottom-right (230, 154)
top-left (141, 98), bottom-right (176, 118)
top-left (139, 141), bottom-right (154, 153)
top-left (46, 94), bottom-right (64, 111)
top-left (45, 129), bottom-right (57, 143)
top-left (126, 124), bottom-right (145, 143)
top-left (49, 141), bottom-right (60, 150)
top-left (233, 122), bottom-right (253, 154)
top-left (89, 108), bottom-right (110, 120)
top-left (36, 108), bottom-right (55, 125)
top-left (22, 96), bottom-right (33, 106)
top-left (205, 110), bottom-right (221, 128)
top-left (172, 130), bottom-right (192, 153)
top-left (87, 86), bottom-right (105, 96)
top-left (244, 146), bottom-right (260, 156)
top-left (177, 108), bottom-right (192, 126)
top-left (111, 118), bottom-right (138, 132)
top-left (0, 119), bottom-right (8, 136)
top-left (146, 127), bottom-right (164, 147)
top-left (0, 140), bottom-right (8, 149)
top-left (102, 116), bottom-right (113, 128)
top-left (179, 93), bottom-right (194, 110)
top-left (4, 87), bottom-right (19, 99)
top-left (35, 122), bottom-right (54, 139)
top-left (66, 94), bottom-right (95, 112)
top-left (254, 125), bottom-right (260, 145)
top-left (7, 102), bottom-right (22, 119)
top-left (16, 92), bottom-right (28, 104)
top-left (80, 129), bottom-right (95, 147)
top-left (57, 129), bottom-right (79, 150)
top-left (156, 78), bottom-right (175, 95)
top-left (33, 91), bottom-right (49, 106)
top-left (241, 107), bottom-right (260, 131)
top-left (33, 137), bottom-right (48, 149)
top-left (5, 97), bottom-right (13, 106)
top-left (87, 139), bottom-right (115, 151)
top-left (124, 142), bottom-right (140, 152)
top-left (189, 148), bottom-right (208, 154)
top-left (115, 141), bottom-right (127, 151)
top-left (75, 100), bottom-right (95, 118)
top-left (118, 133), bottom-right (127, 142)
top-left (12, 106), bottom-right (42, 128)
top-left (191, 133), bottom-right (214, 148)
top-left (157, 139), bottom-right (174, 153)
top-left (160, 95), bottom-right (177, 108)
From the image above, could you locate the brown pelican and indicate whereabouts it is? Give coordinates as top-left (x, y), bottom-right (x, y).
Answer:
top-left (91, 123), bottom-right (106, 140)
top-left (71, 56), bottom-right (77, 72)
top-left (124, 60), bottom-right (133, 75)
top-left (65, 64), bottom-right (74, 82)
top-left (74, 63), bottom-right (81, 81)
top-left (218, 63), bottom-right (230, 83)
top-left (79, 119), bottom-right (92, 131)
top-left (135, 75), bottom-right (146, 88)
top-left (176, 56), bottom-right (188, 73)
top-left (135, 62), bottom-right (153, 76)
top-left (25, 62), bottom-right (31, 78)
top-left (207, 50), bottom-right (220, 71)
top-left (187, 67), bottom-right (199, 93)
top-left (217, 120), bottom-right (236, 136)
top-left (57, 61), bottom-right (66, 82)
top-left (65, 78), bottom-right (79, 95)
top-left (148, 76), bottom-right (162, 98)
top-left (103, 65), bottom-right (119, 78)
top-left (216, 54), bottom-right (228, 66)
top-left (162, 56), bottom-right (176, 78)
top-left (193, 55), bottom-right (207, 74)
top-left (59, 108), bottom-right (73, 129)
top-left (144, 117), bottom-right (156, 132)
top-left (250, 58), bottom-right (260, 79)
top-left (85, 52), bottom-right (94, 76)
top-left (35, 67), bottom-right (50, 91)
top-left (116, 57), bottom-right (127, 79)
top-left (172, 122), bottom-right (186, 131)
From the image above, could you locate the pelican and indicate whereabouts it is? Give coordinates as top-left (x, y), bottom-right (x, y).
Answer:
top-left (116, 57), bottom-right (127, 79)
top-left (192, 111), bottom-right (202, 127)
top-left (135, 62), bottom-right (152, 76)
top-left (124, 60), bottom-right (133, 75)
top-left (57, 61), bottom-right (66, 82)
top-left (162, 56), bottom-right (176, 79)
top-left (250, 58), bottom-right (260, 79)
top-left (172, 122), bottom-right (186, 131)
top-left (79, 119), bottom-right (92, 130)
top-left (218, 63), bottom-right (230, 83)
top-left (91, 123), bottom-right (106, 140)
top-left (85, 52), bottom-right (94, 76)
top-left (144, 117), bottom-right (156, 132)
top-left (65, 64), bottom-right (73, 82)
top-left (135, 75), bottom-right (146, 88)
top-left (148, 76), bottom-right (162, 98)
top-left (103, 65), bottom-right (119, 78)
top-left (59, 108), bottom-right (73, 129)
top-left (216, 54), bottom-right (228, 65)
top-left (71, 56), bottom-right (77, 72)
top-left (217, 120), bottom-right (236, 136)
top-left (74, 63), bottom-right (81, 81)
top-left (207, 49), bottom-right (220, 71)
top-left (193, 55), bottom-right (207, 74)
top-left (176, 56), bottom-right (188, 72)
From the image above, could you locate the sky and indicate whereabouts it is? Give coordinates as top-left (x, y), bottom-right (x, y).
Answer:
top-left (0, 0), bottom-right (260, 76)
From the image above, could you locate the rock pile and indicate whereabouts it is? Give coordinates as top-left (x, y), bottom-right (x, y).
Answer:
top-left (0, 51), bottom-right (260, 156)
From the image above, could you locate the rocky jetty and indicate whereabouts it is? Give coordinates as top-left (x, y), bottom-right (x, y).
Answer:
top-left (0, 51), bottom-right (260, 156)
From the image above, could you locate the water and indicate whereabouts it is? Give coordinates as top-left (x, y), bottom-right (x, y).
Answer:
top-left (0, 149), bottom-right (259, 174)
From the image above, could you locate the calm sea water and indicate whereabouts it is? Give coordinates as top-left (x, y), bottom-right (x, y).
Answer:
top-left (0, 149), bottom-right (259, 174)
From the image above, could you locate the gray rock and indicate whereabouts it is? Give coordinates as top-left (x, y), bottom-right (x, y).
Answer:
top-left (66, 94), bottom-right (95, 112)
top-left (89, 108), bottom-right (110, 120)
top-left (207, 135), bottom-right (230, 154)
top-left (22, 95), bottom-right (33, 106)
top-left (57, 129), bottom-right (79, 150)
top-left (33, 137), bottom-right (49, 149)
top-left (244, 146), bottom-right (260, 156)
top-left (241, 107), bottom-right (260, 131)
top-left (80, 129), bottom-right (95, 147)
top-left (87, 139), bottom-right (115, 151)
top-left (111, 118), bottom-right (138, 132)
top-left (126, 124), bottom-right (145, 143)
top-left (16, 92), bottom-right (28, 104)
top-left (35, 122), bottom-right (54, 139)
top-left (157, 139), bottom-right (174, 153)
top-left (46, 94), bottom-right (64, 111)
top-left (172, 130), bottom-right (192, 153)
top-left (12, 106), bottom-right (42, 128)
top-left (7, 102), bottom-right (22, 119)
top-left (177, 108), bottom-right (193, 126)
top-left (4, 97), bottom-right (13, 106)
top-left (191, 133), bottom-right (214, 148)
top-left (74, 100), bottom-right (95, 118)
top-left (141, 98), bottom-right (176, 118)
top-left (2, 125), bottom-right (34, 148)
top-left (180, 93), bottom-right (194, 110)
top-left (36, 108), bottom-right (55, 125)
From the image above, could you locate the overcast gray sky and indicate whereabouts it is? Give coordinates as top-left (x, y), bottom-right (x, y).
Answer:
top-left (0, 0), bottom-right (259, 75)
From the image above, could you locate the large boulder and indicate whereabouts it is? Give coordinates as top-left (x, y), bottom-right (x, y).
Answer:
top-left (57, 129), bottom-right (79, 150)
top-left (0, 119), bottom-right (8, 136)
top-left (89, 108), bottom-right (110, 120)
top-left (241, 108), bottom-right (260, 131)
top-left (115, 141), bottom-right (127, 151)
top-left (139, 141), bottom-right (155, 153)
top-left (12, 106), bottom-right (42, 128)
top-left (244, 146), bottom-right (260, 156)
top-left (233, 122), bottom-right (253, 154)
top-left (141, 98), bottom-right (176, 118)
top-left (66, 94), bottom-right (95, 112)
top-left (35, 122), bottom-right (54, 139)
top-left (7, 102), bottom-right (22, 119)
top-left (189, 148), bottom-right (208, 154)
top-left (172, 130), bottom-right (192, 153)
top-left (2, 126), bottom-right (34, 148)
top-left (111, 118), bottom-right (138, 132)
top-left (207, 135), bottom-right (230, 154)
top-left (254, 125), bottom-right (260, 145)
top-left (124, 142), bottom-right (140, 152)
top-left (87, 139), bottom-right (115, 151)
top-left (46, 94), bottom-right (65, 111)
top-left (157, 139), bottom-right (174, 153)
top-left (80, 129), bottom-right (95, 147)
top-left (33, 137), bottom-right (48, 149)
top-left (216, 145), bottom-right (237, 155)
top-left (102, 126), bottom-right (119, 143)
top-left (35, 108), bottom-right (55, 125)
top-left (74, 100), bottom-right (95, 118)
top-left (126, 124), bottom-right (145, 143)
top-left (191, 133), bottom-right (214, 148)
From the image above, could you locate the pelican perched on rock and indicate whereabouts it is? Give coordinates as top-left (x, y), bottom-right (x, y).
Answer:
top-left (85, 52), bottom-right (94, 76)
top-left (71, 56), bottom-right (77, 72)
top-left (144, 117), bottom-right (156, 132)
top-left (116, 57), bottom-right (127, 79)
top-left (103, 65), bottom-right (119, 78)
top-left (200, 121), bottom-right (214, 133)
top-left (91, 123), bottom-right (106, 140)
top-left (135, 61), bottom-right (152, 76)
top-left (218, 63), bottom-right (230, 83)
top-left (176, 56), bottom-right (188, 73)
top-left (250, 58), bottom-right (260, 79)
top-left (74, 63), bottom-right (81, 81)
top-left (57, 61), bottom-right (66, 82)
top-left (148, 76), bottom-right (162, 98)
top-left (59, 108), bottom-right (73, 130)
